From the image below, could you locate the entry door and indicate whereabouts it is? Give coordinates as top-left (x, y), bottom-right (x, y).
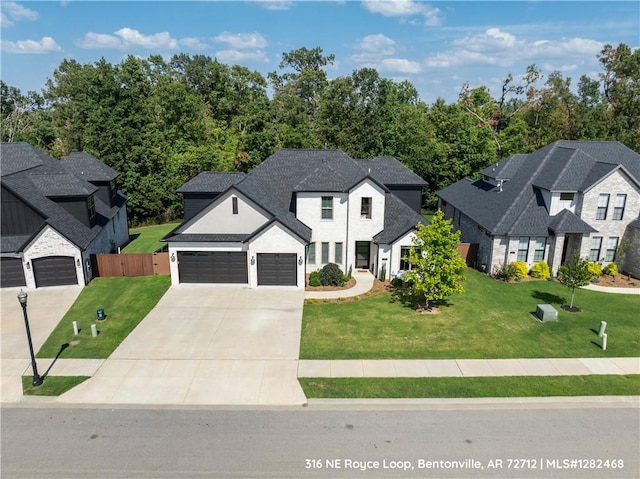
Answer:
top-left (355, 241), bottom-right (370, 269)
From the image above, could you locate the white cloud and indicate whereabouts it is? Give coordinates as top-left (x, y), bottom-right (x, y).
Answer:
top-left (1, 36), bottom-right (61, 54)
top-left (427, 28), bottom-right (605, 70)
top-left (179, 37), bottom-right (209, 51)
top-left (213, 32), bottom-right (268, 50)
top-left (379, 58), bottom-right (421, 74)
top-left (214, 49), bottom-right (269, 64)
top-left (355, 34), bottom-right (396, 55)
top-left (251, 0), bottom-right (294, 10)
top-left (77, 28), bottom-right (179, 50)
top-left (362, 0), bottom-right (443, 26)
top-left (0, 2), bottom-right (38, 27)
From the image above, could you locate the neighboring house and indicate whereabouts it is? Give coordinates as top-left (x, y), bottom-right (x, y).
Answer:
top-left (437, 141), bottom-right (640, 277)
top-left (164, 149), bottom-right (427, 288)
top-left (1, 142), bottom-right (129, 288)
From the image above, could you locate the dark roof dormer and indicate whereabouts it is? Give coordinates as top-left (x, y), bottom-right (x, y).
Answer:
top-left (177, 172), bottom-right (246, 221)
top-left (31, 173), bottom-right (98, 228)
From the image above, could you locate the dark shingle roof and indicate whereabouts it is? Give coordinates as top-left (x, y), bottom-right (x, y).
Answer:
top-left (358, 156), bottom-right (428, 186)
top-left (374, 193), bottom-right (426, 244)
top-left (1, 142), bottom-right (125, 251)
top-left (30, 173), bottom-right (98, 197)
top-left (548, 209), bottom-right (598, 234)
top-left (480, 154), bottom-right (527, 180)
top-left (438, 141), bottom-right (640, 236)
top-left (177, 172), bottom-right (246, 193)
top-left (62, 152), bottom-right (119, 181)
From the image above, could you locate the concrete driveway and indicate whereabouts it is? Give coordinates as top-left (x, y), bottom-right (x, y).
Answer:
top-left (60, 285), bottom-right (307, 406)
top-left (1, 285), bottom-right (82, 402)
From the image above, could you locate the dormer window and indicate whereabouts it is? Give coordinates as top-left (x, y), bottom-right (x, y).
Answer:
top-left (560, 193), bottom-right (574, 201)
top-left (361, 197), bottom-right (372, 219)
top-left (87, 195), bottom-right (95, 220)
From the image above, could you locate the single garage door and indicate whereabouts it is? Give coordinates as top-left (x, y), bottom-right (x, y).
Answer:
top-left (33, 256), bottom-right (78, 287)
top-left (1, 257), bottom-right (26, 288)
top-left (257, 253), bottom-right (297, 286)
top-left (178, 251), bottom-right (248, 283)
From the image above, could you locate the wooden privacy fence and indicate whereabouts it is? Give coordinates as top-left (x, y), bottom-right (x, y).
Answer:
top-left (92, 253), bottom-right (170, 277)
top-left (457, 243), bottom-right (479, 268)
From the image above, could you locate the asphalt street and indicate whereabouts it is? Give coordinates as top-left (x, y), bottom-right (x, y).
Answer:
top-left (2, 404), bottom-right (638, 479)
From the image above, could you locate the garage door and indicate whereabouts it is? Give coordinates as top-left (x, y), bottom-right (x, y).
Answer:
top-left (1, 257), bottom-right (26, 288)
top-left (178, 251), bottom-right (248, 283)
top-left (33, 256), bottom-right (78, 287)
top-left (257, 253), bottom-right (297, 286)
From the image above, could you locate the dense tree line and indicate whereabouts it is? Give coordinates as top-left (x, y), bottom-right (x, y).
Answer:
top-left (1, 44), bottom-right (638, 225)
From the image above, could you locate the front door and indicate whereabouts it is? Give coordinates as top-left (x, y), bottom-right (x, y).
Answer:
top-left (355, 241), bottom-right (370, 269)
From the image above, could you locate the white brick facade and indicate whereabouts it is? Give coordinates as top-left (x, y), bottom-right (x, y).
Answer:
top-left (23, 226), bottom-right (83, 288)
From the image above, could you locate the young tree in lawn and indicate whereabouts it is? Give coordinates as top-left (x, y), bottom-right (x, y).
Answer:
top-left (402, 210), bottom-right (466, 310)
top-left (557, 252), bottom-right (593, 310)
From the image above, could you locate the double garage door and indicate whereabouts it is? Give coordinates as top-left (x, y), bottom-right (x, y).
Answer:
top-left (0, 256), bottom-right (78, 288)
top-left (177, 251), bottom-right (296, 286)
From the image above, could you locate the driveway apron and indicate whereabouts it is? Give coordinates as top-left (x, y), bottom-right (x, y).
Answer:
top-left (59, 285), bottom-right (307, 406)
top-left (1, 286), bottom-right (83, 403)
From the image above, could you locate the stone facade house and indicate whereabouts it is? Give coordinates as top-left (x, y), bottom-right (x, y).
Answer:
top-left (1, 142), bottom-right (129, 288)
top-left (164, 149), bottom-right (427, 288)
top-left (437, 141), bottom-right (640, 277)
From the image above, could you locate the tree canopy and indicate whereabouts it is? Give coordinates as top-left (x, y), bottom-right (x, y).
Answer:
top-left (2, 43), bottom-right (638, 225)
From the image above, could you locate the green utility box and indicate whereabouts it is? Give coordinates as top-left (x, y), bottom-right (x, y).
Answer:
top-left (536, 304), bottom-right (558, 322)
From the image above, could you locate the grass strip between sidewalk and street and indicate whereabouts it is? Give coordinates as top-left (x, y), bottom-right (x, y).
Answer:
top-left (299, 375), bottom-right (640, 399)
top-left (37, 276), bottom-right (171, 359)
top-left (22, 376), bottom-right (90, 396)
top-left (301, 269), bottom-right (639, 359)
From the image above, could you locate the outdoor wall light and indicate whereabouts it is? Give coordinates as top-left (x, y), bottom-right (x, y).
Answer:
top-left (298, 256), bottom-right (303, 265)
top-left (170, 252), bottom-right (176, 262)
top-left (251, 256), bottom-right (256, 265)
top-left (77, 258), bottom-right (81, 267)
top-left (25, 261), bottom-right (30, 270)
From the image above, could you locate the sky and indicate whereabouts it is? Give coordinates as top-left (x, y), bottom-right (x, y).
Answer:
top-left (1, 1), bottom-right (639, 104)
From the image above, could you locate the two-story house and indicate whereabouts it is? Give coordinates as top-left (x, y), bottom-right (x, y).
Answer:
top-left (163, 149), bottom-right (427, 287)
top-left (1, 142), bottom-right (129, 288)
top-left (437, 141), bottom-right (640, 277)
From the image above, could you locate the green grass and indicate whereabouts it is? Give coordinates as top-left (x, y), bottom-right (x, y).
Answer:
top-left (300, 269), bottom-right (640, 359)
top-left (22, 376), bottom-right (90, 396)
top-left (37, 276), bottom-right (171, 359)
top-left (121, 223), bottom-right (179, 253)
top-left (421, 209), bottom-right (435, 222)
top-left (300, 375), bottom-right (640, 398)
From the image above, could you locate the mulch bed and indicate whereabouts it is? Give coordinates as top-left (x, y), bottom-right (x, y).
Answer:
top-left (590, 273), bottom-right (639, 289)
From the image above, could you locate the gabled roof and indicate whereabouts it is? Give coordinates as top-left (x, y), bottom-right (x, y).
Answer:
top-left (62, 152), bottom-right (119, 181)
top-left (438, 141), bottom-right (640, 236)
top-left (170, 148), bottom-right (427, 245)
top-left (357, 156), bottom-right (428, 186)
top-left (177, 172), bottom-right (246, 193)
top-left (548, 209), bottom-right (598, 234)
top-left (1, 142), bottom-right (125, 252)
top-left (374, 193), bottom-right (426, 244)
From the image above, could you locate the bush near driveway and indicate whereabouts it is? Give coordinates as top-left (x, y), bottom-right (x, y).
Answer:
top-left (300, 268), bottom-right (639, 359)
top-left (37, 276), bottom-right (170, 359)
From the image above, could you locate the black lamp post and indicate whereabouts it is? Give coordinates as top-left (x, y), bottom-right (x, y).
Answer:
top-left (17, 290), bottom-right (43, 387)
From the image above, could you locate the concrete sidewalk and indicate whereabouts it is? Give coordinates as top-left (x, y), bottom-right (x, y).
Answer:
top-left (298, 357), bottom-right (640, 378)
top-left (305, 270), bottom-right (374, 299)
top-left (582, 284), bottom-right (640, 294)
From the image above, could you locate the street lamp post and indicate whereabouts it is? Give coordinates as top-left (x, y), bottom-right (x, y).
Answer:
top-left (17, 290), bottom-right (43, 387)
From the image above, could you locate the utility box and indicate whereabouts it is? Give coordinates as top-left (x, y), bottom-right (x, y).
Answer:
top-left (96, 308), bottom-right (106, 321)
top-left (536, 304), bottom-right (558, 322)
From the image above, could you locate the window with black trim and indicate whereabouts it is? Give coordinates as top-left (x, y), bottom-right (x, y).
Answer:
top-left (605, 237), bottom-right (619, 262)
top-left (335, 242), bottom-right (343, 264)
top-left (87, 195), bottom-right (95, 219)
top-left (307, 242), bottom-right (316, 265)
top-left (589, 236), bottom-right (603, 261)
top-left (596, 194), bottom-right (609, 220)
top-left (533, 237), bottom-right (546, 262)
top-left (517, 237), bottom-right (529, 262)
top-left (613, 194), bottom-right (626, 220)
top-left (360, 197), bottom-right (372, 219)
top-left (232, 197), bottom-right (238, 214)
top-left (560, 192), bottom-right (574, 201)
top-left (321, 242), bottom-right (329, 263)
top-left (400, 246), bottom-right (420, 270)
top-left (321, 196), bottom-right (333, 219)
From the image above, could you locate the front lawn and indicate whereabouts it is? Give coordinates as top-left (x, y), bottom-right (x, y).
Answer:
top-left (22, 376), bottom-right (90, 396)
top-left (37, 276), bottom-right (170, 359)
top-left (300, 375), bottom-right (640, 398)
top-left (121, 223), bottom-right (179, 253)
top-left (300, 269), bottom-right (639, 359)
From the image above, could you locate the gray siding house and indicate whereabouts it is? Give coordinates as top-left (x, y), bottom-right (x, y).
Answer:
top-left (437, 141), bottom-right (640, 277)
top-left (1, 142), bottom-right (129, 288)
